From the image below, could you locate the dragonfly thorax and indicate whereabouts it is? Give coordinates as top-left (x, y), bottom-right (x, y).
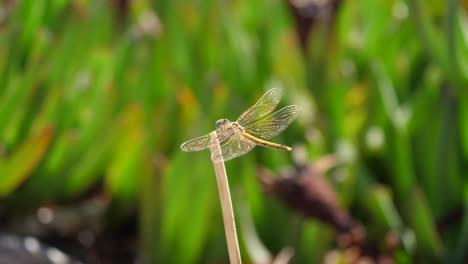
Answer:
top-left (215, 119), bottom-right (246, 143)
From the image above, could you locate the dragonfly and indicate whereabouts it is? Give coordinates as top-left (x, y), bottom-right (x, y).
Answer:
top-left (180, 88), bottom-right (301, 162)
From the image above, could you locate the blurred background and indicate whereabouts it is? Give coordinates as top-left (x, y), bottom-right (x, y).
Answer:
top-left (1, 0), bottom-right (468, 263)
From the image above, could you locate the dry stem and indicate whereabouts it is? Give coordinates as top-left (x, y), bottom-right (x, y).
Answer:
top-left (210, 132), bottom-right (242, 264)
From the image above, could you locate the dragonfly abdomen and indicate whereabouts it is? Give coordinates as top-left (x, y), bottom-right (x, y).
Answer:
top-left (240, 132), bottom-right (292, 151)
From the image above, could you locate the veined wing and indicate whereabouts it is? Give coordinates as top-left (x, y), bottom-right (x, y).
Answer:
top-left (180, 133), bottom-right (213, 152)
top-left (236, 88), bottom-right (282, 126)
top-left (211, 132), bottom-right (256, 162)
top-left (180, 129), bottom-right (236, 153)
top-left (243, 105), bottom-right (301, 140)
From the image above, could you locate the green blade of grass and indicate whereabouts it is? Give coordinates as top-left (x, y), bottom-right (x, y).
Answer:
top-left (106, 105), bottom-right (145, 200)
top-left (0, 126), bottom-right (54, 196)
top-left (409, 188), bottom-right (443, 259)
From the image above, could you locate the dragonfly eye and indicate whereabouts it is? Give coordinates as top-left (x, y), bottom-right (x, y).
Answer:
top-left (216, 119), bottom-right (229, 129)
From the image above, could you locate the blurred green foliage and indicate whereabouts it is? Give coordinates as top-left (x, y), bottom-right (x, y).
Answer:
top-left (1, 0), bottom-right (468, 263)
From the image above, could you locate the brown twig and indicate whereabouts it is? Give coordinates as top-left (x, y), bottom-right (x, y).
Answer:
top-left (210, 132), bottom-right (242, 264)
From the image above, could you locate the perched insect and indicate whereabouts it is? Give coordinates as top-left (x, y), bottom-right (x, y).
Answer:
top-left (180, 88), bottom-right (301, 162)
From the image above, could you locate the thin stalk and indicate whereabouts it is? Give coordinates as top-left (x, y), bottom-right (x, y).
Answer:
top-left (238, 194), bottom-right (272, 264)
top-left (445, 0), bottom-right (467, 92)
top-left (407, 0), bottom-right (465, 95)
top-left (446, 0), bottom-right (458, 73)
top-left (452, 197), bottom-right (468, 263)
top-left (209, 132), bottom-right (242, 264)
top-left (407, 0), bottom-right (447, 71)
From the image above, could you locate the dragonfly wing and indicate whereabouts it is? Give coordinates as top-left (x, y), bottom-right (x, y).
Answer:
top-left (236, 88), bottom-right (282, 126)
top-left (211, 132), bottom-right (256, 162)
top-left (243, 105), bottom-right (301, 140)
top-left (180, 133), bottom-right (213, 152)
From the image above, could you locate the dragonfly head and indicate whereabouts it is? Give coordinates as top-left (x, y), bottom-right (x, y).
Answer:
top-left (215, 119), bottom-right (230, 131)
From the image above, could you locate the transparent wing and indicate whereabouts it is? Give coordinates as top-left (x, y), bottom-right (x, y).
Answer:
top-left (180, 133), bottom-right (213, 152)
top-left (236, 88), bottom-right (282, 126)
top-left (243, 105), bottom-right (301, 140)
top-left (211, 132), bottom-right (256, 162)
